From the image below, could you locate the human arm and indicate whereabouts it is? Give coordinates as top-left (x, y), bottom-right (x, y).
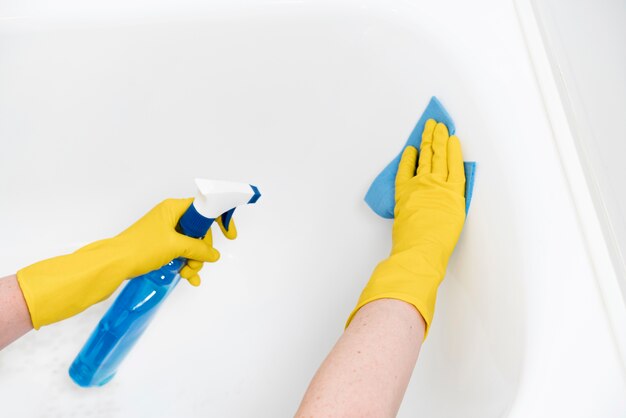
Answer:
top-left (0, 275), bottom-right (33, 350)
top-left (295, 299), bottom-right (424, 418)
top-left (296, 119), bottom-right (466, 416)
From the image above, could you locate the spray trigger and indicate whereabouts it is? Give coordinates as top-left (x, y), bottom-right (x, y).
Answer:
top-left (221, 208), bottom-right (236, 231)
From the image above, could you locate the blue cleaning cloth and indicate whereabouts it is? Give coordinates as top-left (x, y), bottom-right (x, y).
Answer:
top-left (365, 96), bottom-right (476, 218)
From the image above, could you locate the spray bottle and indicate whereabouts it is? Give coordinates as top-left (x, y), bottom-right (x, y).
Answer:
top-left (69, 179), bottom-right (261, 387)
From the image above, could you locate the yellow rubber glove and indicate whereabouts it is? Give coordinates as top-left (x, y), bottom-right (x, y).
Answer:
top-left (347, 119), bottom-right (466, 336)
top-left (17, 198), bottom-right (235, 329)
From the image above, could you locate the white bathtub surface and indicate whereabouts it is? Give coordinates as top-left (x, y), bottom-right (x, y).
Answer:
top-left (527, 0), bottom-right (626, 343)
top-left (0, 0), bottom-right (624, 417)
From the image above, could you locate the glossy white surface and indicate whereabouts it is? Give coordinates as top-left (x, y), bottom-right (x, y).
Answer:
top-left (532, 1), bottom-right (626, 292)
top-left (0, 0), bottom-right (624, 416)
top-left (524, 0), bottom-right (626, 359)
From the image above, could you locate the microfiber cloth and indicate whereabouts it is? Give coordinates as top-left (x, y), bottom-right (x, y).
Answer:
top-left (365, 96), bottom-right (476, 218)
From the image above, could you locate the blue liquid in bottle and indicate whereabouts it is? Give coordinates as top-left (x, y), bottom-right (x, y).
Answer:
top-left (69, 204), bottom-right (213, 387)
top-left (69, 259), bottom-right (184, 386)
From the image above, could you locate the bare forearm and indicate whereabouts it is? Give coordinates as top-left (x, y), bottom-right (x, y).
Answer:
top-left (296, 299), bottom-right (425, 418)
top-left (0, 275), bottom-right (33, 349)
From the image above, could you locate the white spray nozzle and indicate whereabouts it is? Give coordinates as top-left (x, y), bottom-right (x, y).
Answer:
top-left (193, 178), bottom-right (261, 219)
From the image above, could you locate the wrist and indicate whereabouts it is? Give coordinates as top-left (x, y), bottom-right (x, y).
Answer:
top-left (0, 275), bottom-right (33, 346)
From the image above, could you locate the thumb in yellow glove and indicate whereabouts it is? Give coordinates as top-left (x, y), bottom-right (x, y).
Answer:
top-left (17, 198), bottom-right (235, 329)
top-left (347, 119), bottom-right (466, 336)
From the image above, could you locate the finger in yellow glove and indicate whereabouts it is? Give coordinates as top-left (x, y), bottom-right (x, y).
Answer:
top-left (347, 119), bottom-right (466, 336)
top-left (17, 198), bottom-right (224, 329)
top-left (180, 215), bottom-right (237, 286)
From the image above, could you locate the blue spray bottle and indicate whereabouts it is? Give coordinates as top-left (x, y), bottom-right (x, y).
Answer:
top-left (69, 179), bottom-right (261, 387)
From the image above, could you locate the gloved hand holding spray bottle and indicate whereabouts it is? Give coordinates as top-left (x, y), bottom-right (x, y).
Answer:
top-left (69, 179), bottom-right (261, 387)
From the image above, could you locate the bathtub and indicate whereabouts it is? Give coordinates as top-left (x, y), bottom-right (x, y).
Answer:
top-left (0, 0), bottom-right (624, 416)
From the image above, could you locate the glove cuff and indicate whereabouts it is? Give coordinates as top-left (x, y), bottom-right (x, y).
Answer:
top-left (346, 252), bottom-right (445, 339)
top-left (16, 241), bottom-right (129, 329)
